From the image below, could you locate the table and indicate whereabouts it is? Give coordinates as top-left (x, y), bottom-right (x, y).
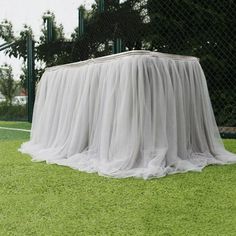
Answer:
top-left (20, 50), bottom-right (236, 179)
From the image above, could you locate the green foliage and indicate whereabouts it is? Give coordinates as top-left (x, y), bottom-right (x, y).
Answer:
top-left (0, 64), bottom-right (18, 105)
top-left (0, 21), bottom-right (33, 60)
top-left (35, 1), bottom-right (147, 65)
top-left (19, 62), bottom-right (44, 89)
top-left (0, 19), bottom-right (15, 42)
top-left (0, 103), bottom-right (27, 121)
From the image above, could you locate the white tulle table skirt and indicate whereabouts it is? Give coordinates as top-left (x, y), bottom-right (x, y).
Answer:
top-left (19, 50), bottom-right (236, 179)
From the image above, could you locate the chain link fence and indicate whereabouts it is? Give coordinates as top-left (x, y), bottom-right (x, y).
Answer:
top-left (80, 0), bottom-right (235, 136)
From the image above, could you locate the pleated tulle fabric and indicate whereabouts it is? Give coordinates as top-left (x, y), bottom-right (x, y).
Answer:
top-left (19, 50), bottom-right (236, 179)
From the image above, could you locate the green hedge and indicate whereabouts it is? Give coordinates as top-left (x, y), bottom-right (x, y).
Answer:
top-left (0, 103), bottom-right (27, 121)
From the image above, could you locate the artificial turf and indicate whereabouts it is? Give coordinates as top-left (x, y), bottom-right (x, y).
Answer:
top-left (0, 121), bottom-right (236, 235)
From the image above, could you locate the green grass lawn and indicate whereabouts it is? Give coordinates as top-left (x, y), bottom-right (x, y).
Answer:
top-left (1, 121), bottom-right (236, 235)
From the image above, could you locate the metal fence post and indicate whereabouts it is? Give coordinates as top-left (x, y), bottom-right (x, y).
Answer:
top-left (98, 0), bottom-right (105, 13)
top-left (44, 16), bottom-right (53, 43)
top-left (112, 0), bottom-right (123, 54)
top-left (26, 35), bottom-right (35, 123)
top-left (112, 38), bottom-right (123, 54)
top-left (78, 6), bottom-right (85, 37)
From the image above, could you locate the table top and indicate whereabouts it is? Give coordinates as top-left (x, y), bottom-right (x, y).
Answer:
top-left (46, 50), bottom-right (199, 72)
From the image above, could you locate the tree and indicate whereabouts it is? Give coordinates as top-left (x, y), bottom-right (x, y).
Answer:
top-left (0, 64), bottom-right (18, 105)
top-left (0, 19), bottom-right (15, 43)
top-left (0, 1), bottom-right (146, 74)
top-left (69, 0), bottom-right (146, 60)
top-left (0, 20), bottom-right (33, 60)
top-left (146, 0), bottom-right (236, 126)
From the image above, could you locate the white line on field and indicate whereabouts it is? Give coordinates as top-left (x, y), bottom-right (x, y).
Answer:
top-left (0, 127), bottom-right (31, 132)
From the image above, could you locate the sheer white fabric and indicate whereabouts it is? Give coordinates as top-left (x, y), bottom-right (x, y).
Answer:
top-left (19, 50), bottom-right (236, 179)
